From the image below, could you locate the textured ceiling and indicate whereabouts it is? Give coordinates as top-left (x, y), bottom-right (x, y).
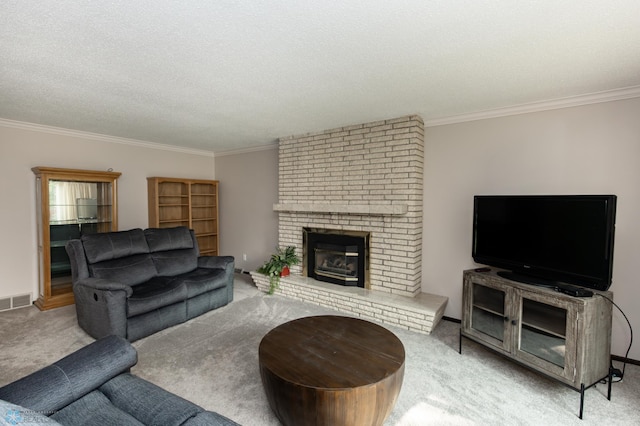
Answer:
top-left (2, 1), bottom-right (640, 153)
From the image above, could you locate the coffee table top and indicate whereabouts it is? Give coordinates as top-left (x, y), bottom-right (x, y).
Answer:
top-left (259, 315), bottom-right (405, 389)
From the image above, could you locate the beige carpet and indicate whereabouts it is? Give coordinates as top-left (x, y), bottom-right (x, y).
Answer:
top-left (1, 274), bottom-right (638, 425)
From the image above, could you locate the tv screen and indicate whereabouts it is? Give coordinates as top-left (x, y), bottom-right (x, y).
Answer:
top-left (472, 195), bottom-right (616, 291)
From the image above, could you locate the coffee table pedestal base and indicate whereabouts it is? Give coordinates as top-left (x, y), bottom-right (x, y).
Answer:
top-left (258, 316), bottom-right (405, 426)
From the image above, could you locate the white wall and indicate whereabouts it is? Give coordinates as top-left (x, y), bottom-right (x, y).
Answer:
top-left (215, 147), bottom-right (279, 272)
top-left (423, 97), bottom-right (640, 359)
top-left (4, 96), bottom-right (637, 361)
top-left (0, 123), bottom-right (215, 301)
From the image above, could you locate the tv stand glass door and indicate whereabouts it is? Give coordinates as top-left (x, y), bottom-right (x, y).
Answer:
top-left (468, 282), bottom-right (510, 352)
top-left (516, 292), bottom-right (577, 383)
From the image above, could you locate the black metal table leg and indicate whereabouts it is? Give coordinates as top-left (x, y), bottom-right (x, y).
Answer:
top-left (579, 383), bottom-right (585, 419)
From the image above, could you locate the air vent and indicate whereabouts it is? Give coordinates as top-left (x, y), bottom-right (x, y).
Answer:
top-left (12, 294), bottom-right (31, 309)
top-left (0, 293), bottom-right (32, 311)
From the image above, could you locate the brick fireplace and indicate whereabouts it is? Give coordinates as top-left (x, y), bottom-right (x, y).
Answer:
top-left (275, 115), bottom-right (424, 296)
top-left (251, 115), bottom-right (447, 334)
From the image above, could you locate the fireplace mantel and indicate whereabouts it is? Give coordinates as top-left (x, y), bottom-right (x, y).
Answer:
top-left (273, 203), bottom-right (407, 216)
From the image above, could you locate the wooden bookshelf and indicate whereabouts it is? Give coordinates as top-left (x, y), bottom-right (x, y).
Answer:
top-left (147, 177), bottom-right (219, 255)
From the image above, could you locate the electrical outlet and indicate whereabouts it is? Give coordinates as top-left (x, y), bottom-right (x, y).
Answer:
top-left (242, 253), bottom-right (247, 261)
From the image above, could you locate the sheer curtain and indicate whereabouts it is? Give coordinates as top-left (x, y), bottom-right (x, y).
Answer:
top-left (49, 181), bottom-right (96, 223)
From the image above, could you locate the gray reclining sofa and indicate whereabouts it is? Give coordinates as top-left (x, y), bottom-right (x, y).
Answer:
top-left (0, 335), bottom-right (239, 426)
top-left (65, 226), bottom-right (234, 342)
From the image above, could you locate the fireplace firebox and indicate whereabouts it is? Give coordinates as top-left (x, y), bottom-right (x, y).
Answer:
top-left (303, 228), bottom-right (369, 288)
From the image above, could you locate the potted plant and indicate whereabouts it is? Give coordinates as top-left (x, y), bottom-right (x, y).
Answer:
top-left (256, 246), bottom-right (301, 295)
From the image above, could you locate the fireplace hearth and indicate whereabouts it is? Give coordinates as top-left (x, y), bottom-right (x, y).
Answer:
top-left (304, 228), bottom-right (369, 288)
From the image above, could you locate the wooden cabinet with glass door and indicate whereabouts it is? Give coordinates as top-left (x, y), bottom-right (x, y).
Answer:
top-left (460, 269), bottom-right (613, 418)
top-left (147, 177), bottom-right (219, 256)
top-left (32, 167), bottom-right (121, 310)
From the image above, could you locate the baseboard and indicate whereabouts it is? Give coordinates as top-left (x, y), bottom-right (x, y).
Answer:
top-left (611, 354), bottom-right (640, 366)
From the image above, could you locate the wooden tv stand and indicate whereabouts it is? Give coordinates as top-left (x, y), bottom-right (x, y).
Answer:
top-left (459, 268), bottom-right (613, 419)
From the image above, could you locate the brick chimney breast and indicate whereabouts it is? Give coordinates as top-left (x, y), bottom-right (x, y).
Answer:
top-left (275, 115), bottom-right (424, 297)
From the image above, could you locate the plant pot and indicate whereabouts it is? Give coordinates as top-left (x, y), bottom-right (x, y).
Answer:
top-left (280, 266), bottom-right (290, 277)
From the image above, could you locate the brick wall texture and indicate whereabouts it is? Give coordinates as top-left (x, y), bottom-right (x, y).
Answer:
top-left (277, 115), bottom-right (424, 297)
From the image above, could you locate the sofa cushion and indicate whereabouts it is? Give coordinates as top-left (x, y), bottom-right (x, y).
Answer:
top-left (145, 227), bottom-right (198, 276)
top-left (89, 254), bottom-right (157, 287)
top-left (126, 303), bottom-right (187, 342)
top-left (82, 228), bottom-right (150, 264)
top-left (144, 226), bottom-right (194, 252)
top-left (51, 390), bottom-right (144, 426)
top-left (177, 267), bottom-right (228, 298)
top-left (99, 373), bottom-right (205, 426)
top-left (127, 277), bottom-right (188, 317)
top-left (150, 249), bottom-right (198, 276)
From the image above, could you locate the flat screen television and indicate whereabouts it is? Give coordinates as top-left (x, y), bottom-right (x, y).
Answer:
top-left (472, 195), bottom-right (616, 291)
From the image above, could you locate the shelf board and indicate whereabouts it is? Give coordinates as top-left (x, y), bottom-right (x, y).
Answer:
top-left (472, 303), bottom-right (504, 318)
top-left (50, 240), bottom-right (70, 247)
top-left (522, 322), bottom-right (566, 339)
top-left (522, 307), bottom-right (567, 338)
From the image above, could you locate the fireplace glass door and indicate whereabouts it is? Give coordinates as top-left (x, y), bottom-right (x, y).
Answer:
top-left (304, 229), bottom-right (368, 288)
top-left (314, 243), bottom-right (359, 283)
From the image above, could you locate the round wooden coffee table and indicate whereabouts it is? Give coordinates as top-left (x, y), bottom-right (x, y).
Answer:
top-left (258, 315), bottom-right (405, 426)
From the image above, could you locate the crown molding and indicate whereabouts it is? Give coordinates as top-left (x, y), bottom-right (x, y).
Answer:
top-left (0, 118), bottom-right (215, 157)
top-left (214, 142), bottom-right (278, 157)
top-left (424, 85), bottom-right (640, 127)
top-left (3, 85), bottom-right (639, 153)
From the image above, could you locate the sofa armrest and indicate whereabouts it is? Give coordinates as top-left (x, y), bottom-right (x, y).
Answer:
top-left (0, 336), bottom-right (137, 414)
top-left (74, 277), bottom-right (133, 296)
top-left (198, 255), bottom-right (235, 304)
top-left (197, 255), bottom-right (234, 271)
top-left (73, 278), bottom-right (131, 339)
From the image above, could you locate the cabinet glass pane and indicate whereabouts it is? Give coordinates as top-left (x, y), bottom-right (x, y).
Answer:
top-left (48, 180), bottom-right (113, 282)
top-left (49, 181), bottom-right (113, 225)
top-left (471, 283), bottom-right (505, 342)
top-left (520, 298), bottom-right (567, 367)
